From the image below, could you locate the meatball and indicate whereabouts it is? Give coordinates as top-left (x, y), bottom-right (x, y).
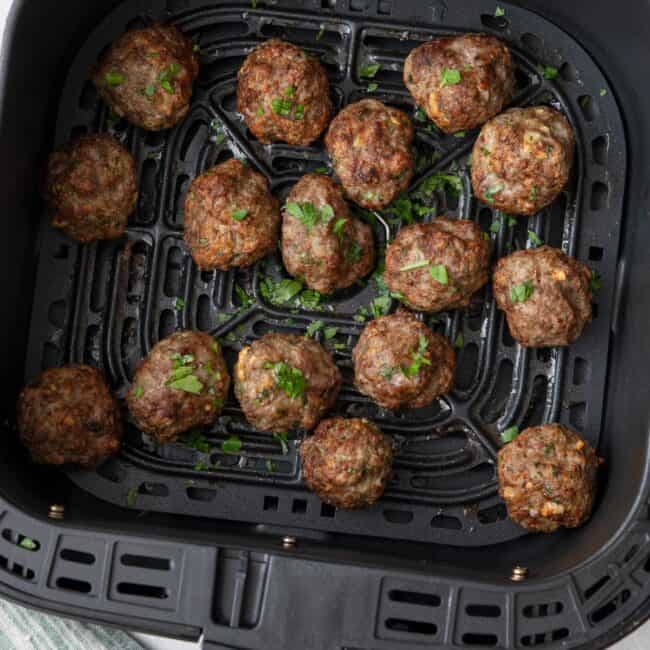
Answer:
top-left (404, 33), bottom-right (515, 134)
top-left (126, 331), bottom-right (230, 443)
top-left (498, 424), bottom-right (600, 533)
top-left (183, 159), bottom-right (280, 270)
top-left (493, 245), bottom-right (592, 347)
top-left (471, 106), bottom-right (575, 215)
top-left (17, 364), bottom-right (122, 466)
top-left (237, 39), bottom-right (331, 146)
top-left (301, 417), bottom-right (393, 509)
top-left (324, 99), bottom-right (415, 209)
top-left (234, 333), bottom-right (341, 433)
top-left (352, 310), bottom-right (455, 410)
top-left (93, 22), bottom-right (199, 131)
top-left (281, 174), bottom-right (375, 293)
top-left (384, 218), bottom-right (491, 312)
top-left (43, 133), bottom-right (137, 243)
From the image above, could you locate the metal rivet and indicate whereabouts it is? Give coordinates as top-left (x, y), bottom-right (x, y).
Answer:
top-left (511, 565), bottom-right (528, 582)
top-left (282, 535), bottom-right (297, 548)
top-left (48, 504), bottom-right (65, 520)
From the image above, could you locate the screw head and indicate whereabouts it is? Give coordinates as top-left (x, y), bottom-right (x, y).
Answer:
top-left (48, 504), bottom-right (65, 520)
top-left (282, 535), bottom-right (297, 548)
top-left (511, 565), bottom-right (529, 582)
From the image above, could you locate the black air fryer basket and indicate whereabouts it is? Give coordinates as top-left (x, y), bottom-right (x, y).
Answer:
top-left (1, 1), bottom-right (649, 648)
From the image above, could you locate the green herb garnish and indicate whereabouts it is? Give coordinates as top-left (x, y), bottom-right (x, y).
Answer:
top-left (400, 259), bottom-right (429, 272)
top-left (484, 183), bottom-right (504, 203)
top-left (528, 230), bottom-right (543, 246)
top-left (105, 71), bottom-right (125, 86)
top-left (265, 361), bottom-right (306, 399)
top-left (127, 488), bottom-right (138, 507)
top-left (440, 68), bottom-right (461, 87)
top-left (231, 208), bottom-right (249, 221)
top-left (306, 320), bottom-right (324, 337)
top-left (182, 430), bottom-right (211, 454)
top-left (323, 326), bottom-right (337, 340)
top-left (168, 374), bottom-right (203, 395)
top-left (174, 297), bottom-right (185, 311)
top-left (429, 264), bottom-right (449, 284)
top-left (367, 82), bottom-right (378, 93)
top-left (416, 172), bottom-right (462, 198)
top-left (260, 277), bottom-right (303, 304)
top-left (495, 6), bottom-right (505, 16)
top-left (286, 201), bottom-right (334, 230)
top-left (402, 334), bottom-right (431, 378)
top-left (541, 66), bottom-right (558, 80)
top-left (133, 385), bottom-right (144, 398)
top-left (19, 537), bottom-right (37, 550)
top-left (501, 426), bottom-right (519, 443)
top-left (454, 332), bottom-right (464, 349)
top-left (509, 280), bottom-right (535, 304)
top-left (144, 83), bottom-right (156, 97)
top-left (590, 270), bottom-right (602, 292)
top-left (273, 431), bottom-right (289, 455)
top-left (222, 436), bottom-right (242, 454)
top-left (360, 63), bottom-right (380, 78)
top-left (314, 166), bottom-right (329, 174)
top-left (316, 24), bottom-right (326, 40)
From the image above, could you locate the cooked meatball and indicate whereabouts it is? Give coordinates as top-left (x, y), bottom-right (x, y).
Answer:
top-left (301, 417), bottom-right (393, 509)
top-left (234, 333), bottom-right (341, 433)
top-left (237, 39), bottom-right (331, 146)
top-left (324, 99), bottom-right (415, 209)
top-left (384, 218), bottom-right (491, 312)
top-left (17, 364), bottom-right (122, 466)
top-left (352, 310), bottom-right (455, 410)
top-left (183, 159), bottom-right (280, 270)
top-left (404, 33), bottom-right (515, 134)
top-left (493, 245), bottom-right (592, 347)
top-left (498, 424), bottom-right (600, 533)
top-left (43, 133), bottom-right (137, 243)
top-left (126, 331), bottom-right (230, 443)
top-left (281, 174), bottom-right (375, 293)
top-left (93, 22), bottom-right (199, 131)
top-left (471, 106), bottom-right (575, 215)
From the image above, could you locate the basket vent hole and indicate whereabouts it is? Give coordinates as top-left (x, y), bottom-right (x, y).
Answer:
top-left (430, 514), bottom-right (462, 530)
top-left (138, 158), bottom-right (158, 224)
top-left (42, 342), bottom-right (61, 370)
top-left (480, 14), bottom-right (509, 31)
top-left (455, 342), bottom-right (478, 391)
top-left (573, 357), bottom-right (589, 385)
top-left (0, 556), bottom-right (35, 581)
top-left (521, 628), bottom-right (569, 646)
top-left (477, 503), bottom-right (507, 524)
top-left (521, 33), bottom-right (544, 56)
top-left (96, 458), bottom-right (127, 484)
top-left (590, 588), bottom-right (631, 624)
top-left (383, 509), bottom-right (414, 524)
top-left (321, 0), bottom-right (336, 8)
top-left (164, 246), bottom-right (185, 297)
top-left (584, 574), bottom-right (610, 599)
top-left (187, 487), bottom-right (217, 502)
top-left (349, 0), bottom-right (369, 11)
top-left (559, 61), bottom-right (579, 82)
top-left (138, 482), bottom-right (169, 497)
top-left (47, 300), bottom-right (66, 329)
top-left (385, 619), bottom-right (437, 635)
top-left (466, 604), bottom-right (501, 618)
top-left (523, 601), bottom-right (564, 618)
top-left (501, 321), bottom-right (515, 347)
top-left (79, 81), bottom-right (97, 110)
top-left (578, 95), bottom-right (598, 122)
top-left (590, 182), bottom-right (609, 211)
top-left (197, 294), bottom-right (212, 331)
top-left (292, 499), bottom-right (307, 514)
top-left (116, 582), bottom-right (168, 599)
top-left (461, 632), bottom-right (498, 646)
top-left (480, 358), bottom-right (513, 422)
top-left (145, 130), bottom-right (167, 147)
top-left (60, 549), bottom-right (95, 565)
top-left (158, 309), bottom-right (176, 340)
top-left (623, 544), bottom-right (640, 564)
top-left (388, 590), bottom-right (441, 607)
top-left (1, 529), bottom-right (40, 552)
top-left (536, 347), bottom-right (551, 363)
top-left (173, 174), bottom-right (191, 226)
top-left (378, 0), bottom-right (392, 15)
top-left (56, 576), bottom-right (91, 593)
top-left (121, 554), bottom-right (171, 571)
top-left (592, 302), bottom-right (599, 319)
top-left (588, 246), bottom-right (603, 261)
top-left (320, 502), bottom-right (336, 518)
top-left (53, 244), bottom-right (70, 260)
top-left (263, 495), bottom-right (279, 511)
top-left (592, 135), bottom-right (609, 165)
top-left (568, 402), bottom-right (586, 431)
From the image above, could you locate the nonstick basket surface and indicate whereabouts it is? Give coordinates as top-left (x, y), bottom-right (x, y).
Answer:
top-left (25, 0), bottom-right (625, 547)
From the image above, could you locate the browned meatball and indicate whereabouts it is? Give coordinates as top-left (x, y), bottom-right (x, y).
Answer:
top-left (471, 106), bottom-right (575, 215)
top-left (301, 417), bottom-right (393, 509)
top-left (93, 22), bottom-right (199, 131)
top-left (234, 333), bottom-right (341, 433)
top-left (43, 134), bottom-right (137, 243)
top-left (183, 159), bottom-right (280, 270)
top-left (237, 39), bottom-right (331, 146)
top-left (493, 246), bottom-right (592, 347)
top-left (352, 310), bottom-right (455, 410)
top-left (126, 331), bottom-right (230, 443)
top-left (17, 364), bottom-right (122, 466)
top-left (498, 424), bottom-right (600, 533)
top-left (404, 33), bottom-right (515, 134)
top-left (384, 218), bottom-right (491, 313)
top-left (324, 99), bottom-right (415, 209)
top-left (281, 174), bottom-right (375, 293)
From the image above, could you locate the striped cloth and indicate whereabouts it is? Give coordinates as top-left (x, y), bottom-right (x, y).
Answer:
top-left (0, 598), bottom-right (142, 649)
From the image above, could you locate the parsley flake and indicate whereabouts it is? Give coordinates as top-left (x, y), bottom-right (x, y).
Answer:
top-left (440, 68), bottom-right (461, 87)
top-left (495, 6), bottom-right (505, 16)
top-left (454, 332), bottom-right (464, 349)
top-left (590, 270), bottom-right (602, 292)
top-left (105, 71), bottom-right (125, 86)
top-left (541, 66), bottom-right (559, 80)
top-left (528, 230), bottom-right (543, 246)
top-left (222, 436), bottom-right (242, 454)
top-left (265, 361), bottom-right (306, 399)
top-left (306, 320), bottom-right (324, 337)
top-left (429, 264), bottom-right (449, 284)
top-left (360, 63), bottom-right (380, 78)
top-left (402, 334), bottom-right (431, 378)
top-left (367, 82), bottom-right (378, 93)
top-left (174, 297), bottom-right (185, 311)
top-left (133, 385), bottom-right (144, 399)
top-left (501, 426), bottom-right (519, 443)
top-left (316, 24), bottom-right (326, 40)
top-left (231, 208), bottom-right (249, 221)
top-left (286, 201), bottom-right (334, 229)
top-left (273, 431), bottom-right (289, 455)
top-left (510, 280), bottom-right (534, 304)
top-left (400, 259), bottom-right (429, 272)
top-left (19, 537), bottom-right (37, 551)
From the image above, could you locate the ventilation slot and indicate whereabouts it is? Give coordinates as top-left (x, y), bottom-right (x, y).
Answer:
top-left (388, 590), bottom-right (441, 607)
top-left (187, 487), bottom-right (217, 502)
top-left (466, 604), bottom-right (501, 617)
top-left (573, 357), bottom-right (589, 385)
top-left (523, 601), bottom-right (564, 618)
top-left (461, 632), bottom-right (498, 646)
top-left (589, 589), bottom-right (631, 624)
top-left (385, 619), bottom-right (436, 635)
top-left (60, 549), bottom-right (95, 565)
top-left (139, 482), bottom-right (169, 497)
top-left (589, 246), bottom-right (604, 261)
top-left (292, 499), bottom-right (307, 514)
top-left (383, 509), bottom-right (414, 524)
top-left (0, 555), bottom-right (35, 581)
top-left (521, 628), bottom-right (569, 646)
top-left (121, 554), bottom-right (171, 571)
top-left (477, 504), bottom-right (507, 525)
top-left (116, 582), bottom-right (168, 599)
top-left (320, 503), bottom-right (336, 518)
top-left (584, 575), bottom-right (611, 600)
top-left (431, 514), bottom-right (462, 530)
top-left (480, 14), bottom-right (508, 31)
top-left (578, 95), bottom-right (598, 121)
top-left (263, 495), bottom-right (279, 511)
top-left (56, 577), bottom-right (91, 593)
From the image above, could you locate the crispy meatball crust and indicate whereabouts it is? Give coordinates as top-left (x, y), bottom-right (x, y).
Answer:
top-left (183, 159), bottom-right (280, 270)
top-left (234, 333), bottom-right (341, 433)
top-left (324, 99), bottom-right (415, 209)
top-left (44, 134), bottom-right (137, 243)
top-left (17, 364), bottom-right (122, 466)
top-left (352, 310), bottom-right (455, 410)
top-left (126, 331), bottom-right (230, 443)
top-left (498, 424), bottom-right (600, 533)
top-left (404, 33), bottom-right (515, 134)
top-left (385, 218), bottom-right (491, 312)
top-left (471, 106), bottom-right (575, 215)
top-left (493, 246), bottom-right (592, 347)
top-left (301, 417), bottom-right (393, 509)
top-left (237, 39), bottom-right (332, 146)
top-left (281, 174), bottom-right (375, 293)
top-left (93, 22), bottom-right (199, 131)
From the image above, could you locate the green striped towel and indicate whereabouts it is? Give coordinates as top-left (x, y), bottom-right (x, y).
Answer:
top-left (0, 598), bottom-right (142, 649)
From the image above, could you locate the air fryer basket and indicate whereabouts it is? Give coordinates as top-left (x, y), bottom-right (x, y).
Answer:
top-left (1, 1), bottom-right (649, 649)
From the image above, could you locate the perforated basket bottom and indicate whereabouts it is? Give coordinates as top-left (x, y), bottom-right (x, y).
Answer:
top-left (25, 0), bottom-right (625, 546)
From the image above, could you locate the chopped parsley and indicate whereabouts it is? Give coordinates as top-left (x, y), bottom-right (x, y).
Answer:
top-left (167, 374), bottom-right (203, 394)
top-left (359, 63), bottom-right (380, 78)
top-left (144, 83), bottom-right (156, 97)
top-left (265, 361), bottom-right (307, 399)
top-left (314, 166), bottom-right (329, 174)
top-left (306, 320), bottom-right (324, 337)
top-left (166, 353), bottom-right (203, 394)
top-left (541, 65), bottom-right (559, 80)
top-left (484, 183), bottom-right (504, 203)
top-left (332, 218), bottom-right (347, 239)
top-left (440, 68), bottom-right (461, 87)
top-left (265, 460), bottom-right (276, 472)
top-left (234, 283), bottom-right (254, 308)
top-left (231, 208), bottom-right (249, 221)
top-left (454, 332), bottom-right (464, 349)
top-left (481, 146), bottom-right (491, 157)
top-left (347, 240), bottom-right (362, 263)
top-left (495, 6), bottom-right (505, 16)
top-left (527, 230), bottom-right (543, 246)
top-left (416, 172), bottom-right (462, 198)
top-left (529, 186), bottom-right (538, 202)
top-left (271, 86), bottom-right (304, 120)
top-left (367, 82), bottom-right (378, 93)
top-left (273, 431), bottom-right (289, 455)
top-left (600, 88), bottom-right (607, 97)
top-left (323, 326), bottom-right (337, 340)
top-left (299, 289), bottom-right (321, 310)
top-left (256, 105), bottom-right (265, 116)
top-left (429, 264), bottom-right (449, 284)
top-left (490, 219), bottom-right (501, 234)
top-left (316, 24), bottom-right (326, 40)
top-left (590, 270), bottom-right (602, 292)
top-left (501, 425), bottom-right (519, 443)
top-left (181, 430), bottom-right (211, 454)
top-left (400, 259), bottom-right (430, 272)
top-left (402, 334), bottom-right (431, 378)
top-left (285, 201), bottom-right (334, 229)
top-left (19, 537), bottom-right (37, 551)
top-left (105, 71), bottom-right (125, 86)
top-left (174, 297), bottom-right (185, 311)
top-left (454, 131), bottom-right (466, 138)
top-left (126, 488), bottom-right (138, 507)
top-left (510, 280), bottom-right (535, 304)
top-left (133, 385), bottom-right (144, 398)
top-left (222, 436), bottom-right (242, 454)
top-left (159, 62), bottom-right (181, 94)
